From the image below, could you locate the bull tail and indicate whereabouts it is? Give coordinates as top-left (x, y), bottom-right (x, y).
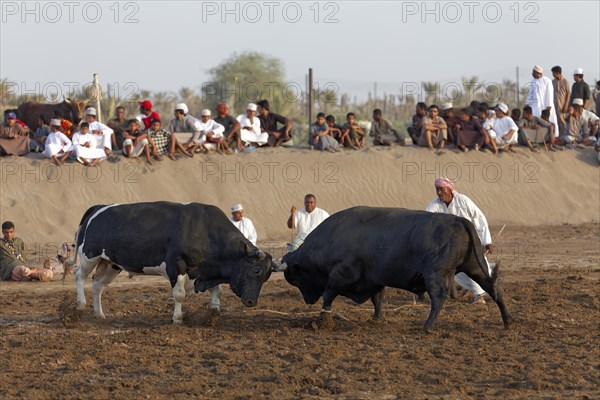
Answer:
top-left (460, 218), bottom-right (490, 278)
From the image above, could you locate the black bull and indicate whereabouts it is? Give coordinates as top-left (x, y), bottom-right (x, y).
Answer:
top-left (279, 207), bottom-right (512, 331)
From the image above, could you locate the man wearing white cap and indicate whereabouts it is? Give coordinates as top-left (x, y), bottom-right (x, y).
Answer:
top-left (570, 68), bottom-right (591, 109)
top-left (491, 103), bottom-right (518, 152)
top-left (237, 103), bottom-right (268, 147)
top-left (83, 107), bottom-right (114, 158)
top-left (43, 119), bottom-right (72, 165)
top-left (229, 204), bottom-right (257, 246)
top-left (526, 65), bottom-right (558, 136)
top-left (185, 109), bottom-right (226, 154)
top-left (440, 103), bottom-right (457, 144)
top-left (426, 177), bottom-right (494, 304)
top-left (168, 103), bottom-right (201, 155)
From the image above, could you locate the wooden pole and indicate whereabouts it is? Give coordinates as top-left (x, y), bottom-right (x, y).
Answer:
top-left (93, 73), bottom-right (102, 122)
top-left (308, 68), bottom-right (313, 138)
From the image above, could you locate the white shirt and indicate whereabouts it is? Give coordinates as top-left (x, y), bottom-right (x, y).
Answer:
top-left (195, 119), bottom-right (225, 141)
top-left (527, 75), bottom-right (559, 134)
top-left (45, 131), bottom-right (71, 148)
top-left (294, 207), bottom-right (330, 241)
top-left (492, 116), bottom-right (518, 144)
top-left (230, 217), bottom-right (257, 245)
top-left (236, 114), bottom-right (268, 145)
top-left (426, 193), bottom-right (492, 245)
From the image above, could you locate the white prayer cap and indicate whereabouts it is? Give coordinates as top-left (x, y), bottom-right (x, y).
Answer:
top-left (231, 203), bottom-right (243, 212)
top-left (496, 103), bottom-right (509, 113)
top-left (175, 103), bottom-right (189, 114)
top-left (246, 103), bottom-right (257, 111)
top-left (200, 109), bottom-right (211, 116)
top-left (573, 67), bottom-right (584, 75)
top-left (572, 98), bottom-right (584, 106)
top-left (441, 102), bottom-right (453, 110)
top-left (533, 65), bottom-right (543, 73)
top-left (50, 119), bottom-right (61, 126)
top-left (85, 107), bottom-right (97, 116)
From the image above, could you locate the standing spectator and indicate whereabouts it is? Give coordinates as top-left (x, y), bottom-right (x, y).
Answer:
top-left (420, 105), bottom-right (447, 154)
top-left (83, 107), bottom-right (114, 158)
top-left (526, 65), bottom-right (558, 136)
top-left (229, 204), bottom-right (257, 246)
top-left (286, 194), bottom-right (329, 252)
top-left (370, 109), bottom-right (406, 146)
top-left (136, 100), bottom-right (160, 130)
top-left (551, 66), bottom-right (571, 136)
top-left (256, 99), bottom-right (292, 147)
top-left (595, 81), bottom-right (600, 118)
top-left (43, 119), bottom-right (72, 165)
top-left (107, 106), bottom-right (129, 150)
top-left (407, 102), bottom-right (428, 145)
top-left (0, 112), bottom-right (30, 156)
top-left (310, 112), bottom-right (339, 152)
top-left (237, 103), bottom-right (268, 147)
top-left (342, 112), bottom-right (365, 149)
top-left (214, 102), bottom-right (243, 151)
top-left (425, 178), bottom-right (494, 304)
top-left (30, 114), bottom-right (51, 153)
top-left (491, 103), bottom-right (519, 153)
top-left (146, 118), bottom-right (191, 160)
top-left (1, 221), bottom-right (53, 281)
top-left (570, 68), bottom-right (591, 108)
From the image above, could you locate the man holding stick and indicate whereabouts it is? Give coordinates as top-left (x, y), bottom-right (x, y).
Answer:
top-left (426, 177), bottom-right (495, 304)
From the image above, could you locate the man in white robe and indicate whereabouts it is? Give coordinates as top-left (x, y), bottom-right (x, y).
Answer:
top-left (71, 122), bottom-right (107, 166)
top-left (526, 65), bottom-right (559, 137)
top-left (43, 119), bottom-right (72, 165)
top-left (83, 108), bottom-right (114, 157)
top-left (426, 177), bottom-right (494, 304)
top-left (229, 204), bottom-right (257, 246)
top-left (237, 103), bottom-right (268, 146)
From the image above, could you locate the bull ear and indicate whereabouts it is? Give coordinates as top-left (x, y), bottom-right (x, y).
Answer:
top-left (242, 241), bottom-right (250, 255)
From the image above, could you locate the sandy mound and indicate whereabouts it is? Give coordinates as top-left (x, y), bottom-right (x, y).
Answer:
top-left (1, 146), bottom-right (598, 245)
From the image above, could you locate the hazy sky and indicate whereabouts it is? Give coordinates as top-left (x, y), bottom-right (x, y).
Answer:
top-left (1, 0), bottom-right (599, 104)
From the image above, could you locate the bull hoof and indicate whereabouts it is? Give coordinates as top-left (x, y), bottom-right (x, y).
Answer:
top-left (316, 312), bottom-right (336, 330)
top-left (201, 308), bottom-right (221, 327)
top-left (172, 318), bottom-right (183, 325)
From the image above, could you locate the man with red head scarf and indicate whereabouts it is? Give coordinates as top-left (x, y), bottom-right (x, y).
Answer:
top-left (214, 102), bottom-right (243, 150)
top-left (426, 177), bottom-right (494, 304)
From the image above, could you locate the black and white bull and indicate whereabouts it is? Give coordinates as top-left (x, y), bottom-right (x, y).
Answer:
top-left (278, 207), bottom-right (511, 331)
top-left (74, 202), bottom-right (272, 323)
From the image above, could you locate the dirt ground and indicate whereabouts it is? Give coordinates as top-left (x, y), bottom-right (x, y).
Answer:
top-left (1, 224), bottom-right (598, 400)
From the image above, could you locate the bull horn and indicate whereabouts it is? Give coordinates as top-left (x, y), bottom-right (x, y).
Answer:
top-left (255, 249), bottom-right (266, 260)
top-left (65, 97), bottom-right (72, 104)
top-left (272, 261), bottom-right (287, 272)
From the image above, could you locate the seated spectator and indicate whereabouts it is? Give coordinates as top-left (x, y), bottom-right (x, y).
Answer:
top-left (1, 221), bottom-right (52, 281)
top-left (43, 119), bottom-right (72, 165)
top-left (83, 107), bottom-right (114, 158)
top-left (136, 100), bottom-right (160, 130)
top-left (0, 112), bottom-right (30, 156)
top-left (147, 118), bottom-right (191, 160)
top-left (491, 103), bottom-right (518, 153)
top-left (579, 100), bottom-right (600, 145)
top-left (310, 112), bottom-right (339, 152)
top-left (229, 204), bottom-right (257, 245)
top-left (195, 109), bottom-right (230, 154)
top-left (168, 103), bottom-right (202, 153)
top-left (107, 106), bottom-right (129, 150)
top-left (475, 106), bottom-right (498, 154)
top-left (123, 119), bottom-right (154, 164)
top-left (562, 99), bottom-right (592, 148)
top-left (453, 108), bottom-right (487, 152)
top-left (3, 109), bottom-right (30, 135)
top-left (256, 99), bottom-right (292, 147)
top-left (517, 105), bottom-right (552, 152)
top-left (214, 103), bottom-right (243, 151)
top-left (30, 114), bottom-right (52, 153)
top-left (342, 112), bottom-right (365, 149)
top-left (237, 103), bottom-right (268, 147)
top-left (52, 110), bottom-right (74, 138)
top-left (511, 108), bottom-right (521, 124)
top-left (71, 122), bottom-right (105, 166)
top-left (440, 103), bottom-right (457, 144)
top-left (325, 115), bottom-right (351, 147)
top-left (370, 109), bottom-right (406, 146)
top-left (420, 105), bottom-right (447, 154)
top-left (407, 102), bottom-right (428, 145)
top-left (540, 110), bottom-right (563, 151)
